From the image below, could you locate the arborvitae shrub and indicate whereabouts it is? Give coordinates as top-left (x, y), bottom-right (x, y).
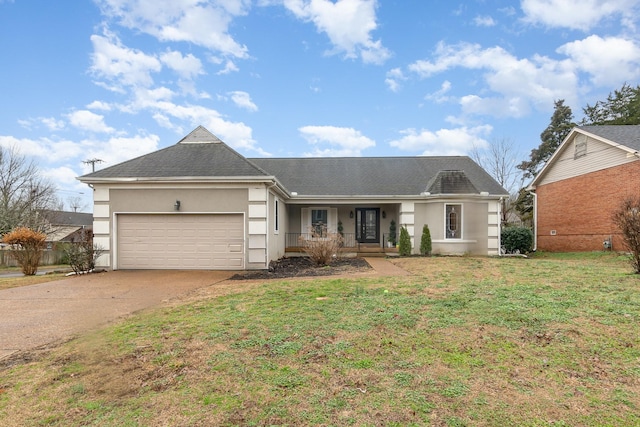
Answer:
top-left (388, 220), bottom-right (397, 246)
top-left (420, 224), bottom-right (432, 255)
top-left (398, 226), bottom-right (411, 256)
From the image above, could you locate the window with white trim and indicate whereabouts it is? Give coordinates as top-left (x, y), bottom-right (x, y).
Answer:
top-left (445, 204), bottom-right (462, 239)
top-left (274, 199), bottom-right (279, 233)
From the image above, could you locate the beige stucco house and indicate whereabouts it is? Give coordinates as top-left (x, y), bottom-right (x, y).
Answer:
top-left (78, 126), bottom-right (509, 270)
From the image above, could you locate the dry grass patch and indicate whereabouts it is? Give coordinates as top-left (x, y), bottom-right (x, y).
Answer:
top-left (1, 253), bottom-right (639, 426)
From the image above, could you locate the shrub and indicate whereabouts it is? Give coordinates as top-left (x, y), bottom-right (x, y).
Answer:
top-left (501, 226), bottom-right (533, 254)
top-left (612, 196), bottom-right (640, 274)
top-left (61, 229), bottom-right (104, 274)
top-left (388, 220), bottom-right (397, 247)
top-left (2, 227), bottom-right (47, 275)
top-left (300, 225), bottom-right (343, 266)
top-left (420, 224), bottom-right (432, 256)
top-left (398, 226), bottom-right (411, 256)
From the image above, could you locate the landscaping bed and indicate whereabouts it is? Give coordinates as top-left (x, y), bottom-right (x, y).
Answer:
top-left (229, 256), bottom-right (371, 280)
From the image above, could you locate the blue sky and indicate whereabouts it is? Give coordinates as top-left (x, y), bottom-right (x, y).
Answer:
top-left (1, 0), bottom-right (639, 211)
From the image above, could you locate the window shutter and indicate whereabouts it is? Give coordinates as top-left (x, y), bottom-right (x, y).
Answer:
top-left (329, 208), bottom-right (338, 233)
top-left (301, 208), bottom-right (309, 234)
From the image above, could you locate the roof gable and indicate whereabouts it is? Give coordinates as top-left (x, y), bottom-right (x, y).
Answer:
top-left (79, 127), bottom-right (270, 180)
top-left (530, 125), bottom-right (640, 188)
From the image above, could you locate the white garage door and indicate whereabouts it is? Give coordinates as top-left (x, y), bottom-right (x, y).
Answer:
top-left (117, 214), bottom-right (244, 270)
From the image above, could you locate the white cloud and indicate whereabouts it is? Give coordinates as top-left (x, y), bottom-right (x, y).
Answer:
top-left (41, 117), bottom-right (65, 131)
top-left (283, 0), bottom-right (391, 64)
top-left (67, 110), bottom-right (116, 134)
top-left (82, 134), bottom-right (160, 171)
top-left (299, 125), bottom-right (376, 156)
top-left (521, 0), bottom-right (640, 31)
top-left (473, 15), bottom-right (496, 27)
top-left (90, 31), bottom-right (162, 90)
top-left (216, 59), bottom-right (240, 75)
top-left (228, 91), bottom-right (258, 111)
top-left (86, 100), bottom-right (113, 111)
top-left (0, 135), bottom-right (84, 162)
top-left (408, 41), bottom-right (577, 117)
top-left (96, 0), bottom-right (250, 58)
top-left (389, 125), bottom-right (492, 156)
top-left (160, 50), bottom-right (204, 79)
top-left (425, 80), bottom-right (452, 103)
top-left (16, 117), bottom-right (65, 131)
top-left (557, 35), bottom-right (640, 86)
top-left (385, 67), bottom-right (406, 92)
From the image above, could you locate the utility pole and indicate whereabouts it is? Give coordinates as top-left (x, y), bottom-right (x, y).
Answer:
top-left (83, 158), bottom-right (104, 172)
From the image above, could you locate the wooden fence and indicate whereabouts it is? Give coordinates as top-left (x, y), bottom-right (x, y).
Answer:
top-left (0, 250), bottom-right (66, 267)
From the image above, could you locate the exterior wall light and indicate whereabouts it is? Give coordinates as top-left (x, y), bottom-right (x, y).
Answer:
top-left (174, 200), bottom-right (181, 211)
top-left (349, 210), bottom-right (354, 219)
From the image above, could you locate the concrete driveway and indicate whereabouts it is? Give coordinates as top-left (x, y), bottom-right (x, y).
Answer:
top-left (0, 270), bottom-right (233, 362)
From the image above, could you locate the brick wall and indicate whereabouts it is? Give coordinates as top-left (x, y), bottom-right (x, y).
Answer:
top-left (536, 161), bottom-right (640, 252)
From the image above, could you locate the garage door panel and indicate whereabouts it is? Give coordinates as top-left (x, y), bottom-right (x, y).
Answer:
top-left (118, 214), bottom-right (244, 270)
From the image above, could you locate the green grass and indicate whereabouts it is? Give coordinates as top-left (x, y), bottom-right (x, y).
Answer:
top-left (1, 253), bottom-right (639, 426)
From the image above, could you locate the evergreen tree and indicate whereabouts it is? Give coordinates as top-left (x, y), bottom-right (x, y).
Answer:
top-left (388, 219), bottom-right (397, 246)
top-left (398, 226), bottom-right (411, 256)
top-left (419, 224), bottom-right (432, 256)
top-left (518, 99), bottom-right (575, 179)
top-left (582, 83), bottom-right (640, 125)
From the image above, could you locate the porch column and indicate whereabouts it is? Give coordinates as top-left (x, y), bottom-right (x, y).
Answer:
top-left (248, 186), bottom-right (268, 268)
top-left (399, 202), bottom-right (415, 254)
top-left (487, 199), bottom-right (501, 256)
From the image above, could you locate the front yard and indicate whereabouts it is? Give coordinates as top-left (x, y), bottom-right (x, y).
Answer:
top-left (1, 253), bottom-right (639, 426)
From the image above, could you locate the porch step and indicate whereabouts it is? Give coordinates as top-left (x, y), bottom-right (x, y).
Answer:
top-left (357, 244), bottom-right (385, 257)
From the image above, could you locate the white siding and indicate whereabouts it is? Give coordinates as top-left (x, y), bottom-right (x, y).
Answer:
top-left (538, 134), bottom-right (636, 186)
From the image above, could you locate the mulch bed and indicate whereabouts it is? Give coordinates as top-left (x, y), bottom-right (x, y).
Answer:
top-left (229, 256), bottom-right (371, 280)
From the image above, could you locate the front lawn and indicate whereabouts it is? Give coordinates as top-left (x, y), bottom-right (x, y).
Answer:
top-left (1, 253), bottom-right (638, 426)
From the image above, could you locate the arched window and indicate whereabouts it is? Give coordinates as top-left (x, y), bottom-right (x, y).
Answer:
top-left (445, 204), bottom-right (462, 239)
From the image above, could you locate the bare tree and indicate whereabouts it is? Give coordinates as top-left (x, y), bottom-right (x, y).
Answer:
top-left (470, 137), bottom-right (524, 225)
top-left (67, 195), bottom-right (87, 213)
top-left (612, 196), bottom-right (640, 274)
top-left (0, 146), bottom-right (60, 235)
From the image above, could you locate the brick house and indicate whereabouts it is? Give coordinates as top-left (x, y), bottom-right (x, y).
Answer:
top-left (527, 125), bottom-right (640, 252)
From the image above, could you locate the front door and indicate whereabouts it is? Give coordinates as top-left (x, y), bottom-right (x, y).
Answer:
top-left (356, 208), bottom-right (379, 244)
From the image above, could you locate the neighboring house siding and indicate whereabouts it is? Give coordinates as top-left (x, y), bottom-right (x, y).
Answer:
top-left (536, 161), bottom-right (640, 252)
top-left (538, 134), bottom-right (636, 186)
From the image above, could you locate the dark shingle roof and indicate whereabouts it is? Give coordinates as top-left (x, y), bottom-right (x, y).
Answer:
top-left (425, 170), bottom-right (479, 194)
top-left (578, 125), bottom-right (640, 151)
top-left (45, 210), bottom-right (93, 226)
top-left (80, 126), bottom-right (508, 197)
top-left (80, 126), bottom-right (270, 179)
top-left (250, 156), bottom-right (507, 196)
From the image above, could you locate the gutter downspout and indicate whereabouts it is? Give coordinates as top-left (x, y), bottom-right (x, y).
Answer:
top-left (498, 196), bottom-right (504, 257)
top-left (529, 190), bottom-right (537, 252)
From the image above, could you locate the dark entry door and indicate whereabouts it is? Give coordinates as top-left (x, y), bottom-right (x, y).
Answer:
top-left (356, 208), bottom-right (380, 243)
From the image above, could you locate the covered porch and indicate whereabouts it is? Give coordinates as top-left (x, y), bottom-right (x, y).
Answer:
top-left (284, 204), bottom-right (401, 257)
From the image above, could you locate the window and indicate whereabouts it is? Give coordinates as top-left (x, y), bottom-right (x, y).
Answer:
top-left (445, 204), bottom-right (462, 239)
top-left (312, 209), bottom-right (328, 236)
top-left (274, 199), bottom-right (279, 233)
